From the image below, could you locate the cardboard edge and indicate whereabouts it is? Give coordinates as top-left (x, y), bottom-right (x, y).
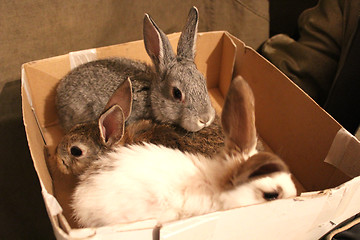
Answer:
top-left (218, 32), bottom-right (237, 97)
top-left (21, 65), bottom-right (47, 144)
top-left (65, 219), bottom-right (157, 239)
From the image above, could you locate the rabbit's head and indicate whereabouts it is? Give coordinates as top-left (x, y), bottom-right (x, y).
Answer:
top-left (143, 7), bottom-right (215, 132)
top-left (219, 152), bottom-right (297, 209)
top-left (56, 79), bottom-right (133, 175)
top-left (214, 76), bottom-right (296, 207)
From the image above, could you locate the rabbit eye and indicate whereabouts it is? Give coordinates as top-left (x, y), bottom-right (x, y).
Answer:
top-left (70, 146), bottom-right (83, 157)
top-left (263, 191), bottom-right (279, 201)
top-left (172, 87), bottom-right (183, 101)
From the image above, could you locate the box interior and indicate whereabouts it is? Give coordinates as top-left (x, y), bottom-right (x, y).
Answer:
top-left (22, 31), bottom-right (352, 234)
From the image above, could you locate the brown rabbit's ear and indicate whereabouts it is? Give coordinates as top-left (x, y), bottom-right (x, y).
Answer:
top-left (177, 6), bottom-right (199, 60)
top-left (231, 152), bottom-right (289, 186)
top-left (98, 105), bottom-right (125, 147)
top-left (104, 78), bottom-right (133, 120)
top-left (221, 76), bottom-right (257, 155)
top-left (143, 13), bottom-right (176, 74)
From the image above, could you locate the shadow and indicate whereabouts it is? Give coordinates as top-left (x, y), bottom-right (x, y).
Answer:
top-left (0, 80), bottom-right (55, 239)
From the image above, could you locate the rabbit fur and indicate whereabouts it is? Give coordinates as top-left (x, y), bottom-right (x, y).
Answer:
top-left (56, 78), bottom-right (224, 175)
top-left (56, 7), bottom-right (215, 133)
top-left (71, 76), bottom-right (297, 227)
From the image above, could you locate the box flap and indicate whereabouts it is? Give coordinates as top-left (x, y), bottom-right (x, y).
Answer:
top-left (161, 176), bottom-right (360, 240)
top-left (67, 219), bottom-right (157, 240)
top-left (331, 176), bottom-right (360, 224)
top-left (160, 197), bottom-right (325, 240)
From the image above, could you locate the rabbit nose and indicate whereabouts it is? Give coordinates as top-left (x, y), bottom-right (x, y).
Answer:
top-left (198, 115), bottom-right (213, 127)
top-left (199, 117), bottom-right (208, 124)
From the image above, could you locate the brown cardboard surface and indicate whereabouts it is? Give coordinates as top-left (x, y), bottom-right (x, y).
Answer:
top-left (229, 36), bottom-right (351, 191)
top-left (21, 77), bottom-right (53, 194)
top-left (21, 31), bottom-right (360, 239)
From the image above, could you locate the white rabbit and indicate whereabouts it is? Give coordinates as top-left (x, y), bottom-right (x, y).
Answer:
top-left (71, 76), bottom-right (297, 227)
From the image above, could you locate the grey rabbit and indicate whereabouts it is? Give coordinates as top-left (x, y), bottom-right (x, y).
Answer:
top-left (56, 76), bottom-right (269, 176)
top-left (56, 6), bottom-right (215, 133)
top-left (56, 78), bottom-right (224, 175)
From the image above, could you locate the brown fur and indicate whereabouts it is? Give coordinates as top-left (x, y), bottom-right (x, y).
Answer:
top-left (222, 77), bottom-right (256, 155)
top-left (122, 115), bottom-right (224, 157)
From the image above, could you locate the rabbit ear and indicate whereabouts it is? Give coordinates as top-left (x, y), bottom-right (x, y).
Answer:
top-left (143, 13), bottom-right (175, 74)
top-left (221, 76), bottom-right (257, 155)
top-left (231, 152), bottom-right (289, 186)
top-left (98, 105), bottom-right (125, 147)
top-left (177, 6), bottom-right (199, 60)
top-left (104, 78), bottom-right (133, 120)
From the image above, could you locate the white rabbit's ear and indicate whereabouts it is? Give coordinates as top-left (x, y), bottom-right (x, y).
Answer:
top-left (231, 152), bottom-right (289, 186)
top-left (143, 13), bottom-right (175, 74)
top-left (104, 78), bottom-right (133, 120)
top-left (98, 105), bottom-right (125, 147)
top-left (221, 76), bottom-right (257, 155)
top-left (247, 153), bottom-right (289, 179)
top-left (177, 6), bottom-right (199, 60)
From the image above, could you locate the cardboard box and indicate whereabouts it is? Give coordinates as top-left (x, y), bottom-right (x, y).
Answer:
top-left (22, 31), bottom-right (360, 239)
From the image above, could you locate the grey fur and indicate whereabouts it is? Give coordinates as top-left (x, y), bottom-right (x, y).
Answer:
top-left (56, 6), bottom-right (214, 133)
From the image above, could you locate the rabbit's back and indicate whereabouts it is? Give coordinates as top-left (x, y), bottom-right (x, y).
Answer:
top-left (122, 115), bottom-right (225, 157)
top-left (73, 144), bottom-right (218, 227)
top-left (56, 58), bottom-right (154, 132)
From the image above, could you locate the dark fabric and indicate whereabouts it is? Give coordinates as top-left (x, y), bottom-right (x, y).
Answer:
top-left (324, 18), bottom-right (360, 134)
top-left (321, 214), bottom-right (360, 240)
top-left (334, 224), bottom-right (360, 240)
top-left (262, 0), bottom-right (360, 134)
top-left (0, 80), bottom-right (54, 240)
top-left (269, 0), bottom-right (318, 39)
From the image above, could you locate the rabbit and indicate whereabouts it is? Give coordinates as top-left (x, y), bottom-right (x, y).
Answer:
top-left (70, 76), bottom-right (297, 227)
top-left (55, 78), bottom-right (133, 175)
top-left (121, 114), bottom-right (224, 157)
top-left (55, 6), bottom-right (215, 133)
top-left (56, 75), bottom-right (224, 176)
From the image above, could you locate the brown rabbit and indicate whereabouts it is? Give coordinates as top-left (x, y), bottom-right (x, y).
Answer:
top-left (55, 78), bottom-right (132, 175)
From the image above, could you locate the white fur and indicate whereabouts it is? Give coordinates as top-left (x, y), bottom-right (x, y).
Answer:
top-left (72, 143), bottom-right (296, 227)
top-left (72, 144), bottom-right (221, 227)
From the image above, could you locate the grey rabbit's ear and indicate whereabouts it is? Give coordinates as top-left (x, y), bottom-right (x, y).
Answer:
top-left (98, 105), bottom-right (125, 147)
top-left (231, 152), bottom-right (289, 186)
top-left (143, 13), bottom-right (176, 74)
top-left (104, 78), bottom-right (133, 120)
top-left (221, 76), bottom-right (257, 155)
top-left (177, 6), bottom-right (199, 60)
